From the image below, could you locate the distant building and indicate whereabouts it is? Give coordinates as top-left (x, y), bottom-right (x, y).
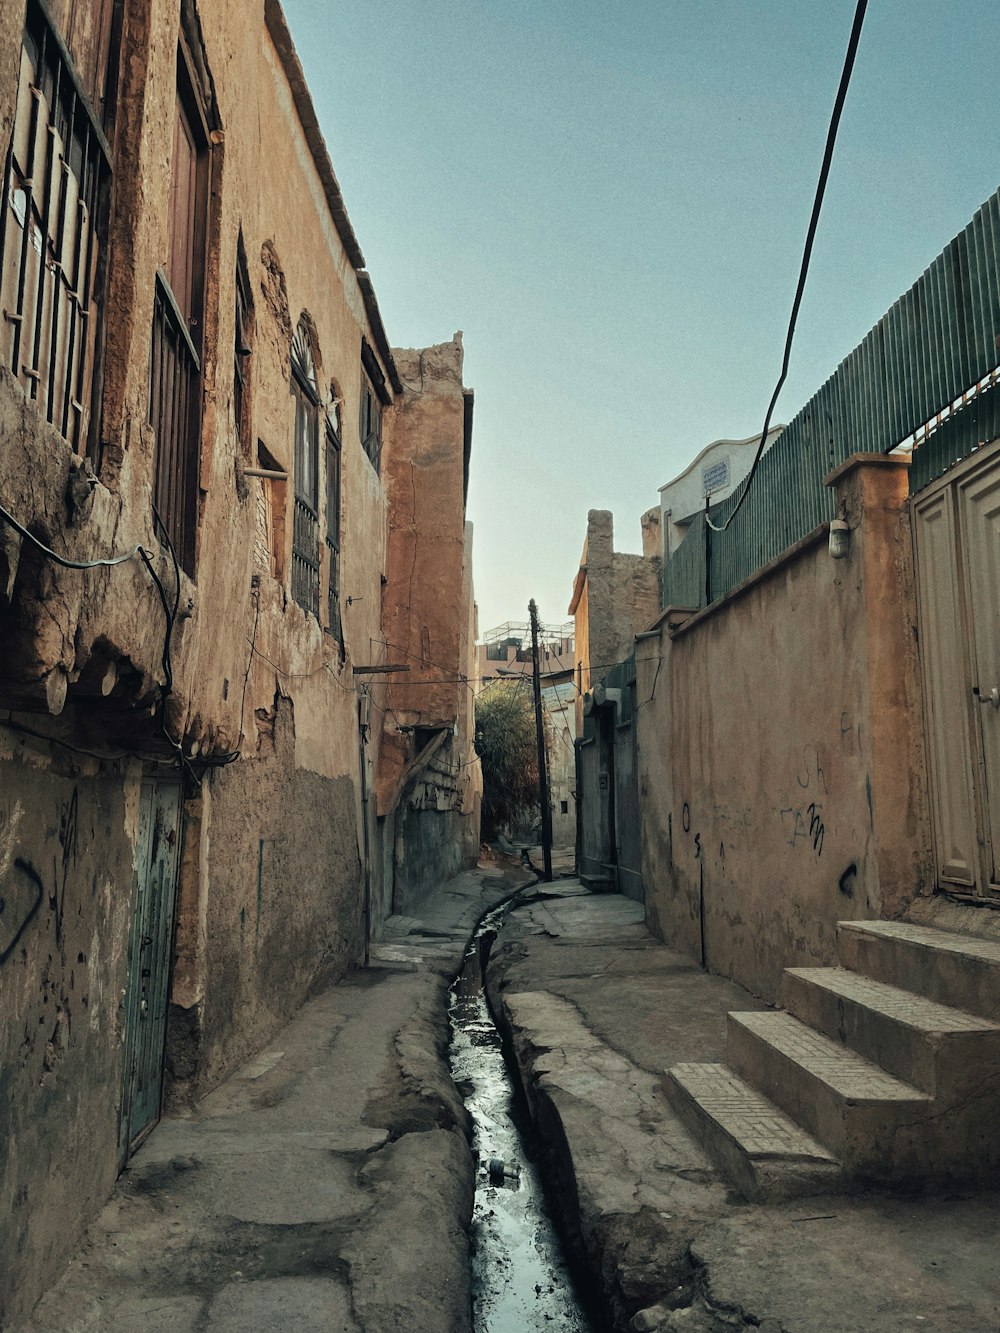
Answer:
top-left (657, 428), bottom-right (784, 558)
top-left (476, 620), bottom-right (577, 848)
top-left (567, 510), bottom-right (661, 732)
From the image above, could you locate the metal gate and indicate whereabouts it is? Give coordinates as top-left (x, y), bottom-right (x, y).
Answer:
top-left (119, 780), bottom-right (183, 1161)
top-left (913, 439), bottom-right (1000, 899)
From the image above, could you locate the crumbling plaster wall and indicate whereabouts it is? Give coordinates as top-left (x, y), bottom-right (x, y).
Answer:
top-left (0, 0), bottom-right (406, 1310)
top-left (168, 698), bottom-right (362, 1102)
top-left (635, 457), bottom-right (933, 1002)
top-left (0, 740), bottom-right (140, 1324)
top-left (571, 509), bottom-right (661, 730)
top-left (376, 336), bottom-right (468, 811)
top-left (374, 338), bottom-right (480, 910)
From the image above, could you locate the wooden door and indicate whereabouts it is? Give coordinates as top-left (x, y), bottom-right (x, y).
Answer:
top-left (119, 781), bottom-right (183, 1162)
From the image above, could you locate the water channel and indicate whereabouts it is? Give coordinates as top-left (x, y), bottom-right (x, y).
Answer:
top-left (449, 892), bottom-right (598, 1332)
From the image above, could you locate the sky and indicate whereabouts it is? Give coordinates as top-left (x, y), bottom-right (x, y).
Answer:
top-left (281, 0), bottom-right (1000, 634)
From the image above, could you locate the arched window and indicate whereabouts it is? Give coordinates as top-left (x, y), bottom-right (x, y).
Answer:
top-left (290, 318), bottom-right (321, 617)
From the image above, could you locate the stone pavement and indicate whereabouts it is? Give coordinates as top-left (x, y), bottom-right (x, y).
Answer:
top-left (20, 860), bottom-right (530, 1333)
top-left (486, 879), bottom-right (1000, 1333)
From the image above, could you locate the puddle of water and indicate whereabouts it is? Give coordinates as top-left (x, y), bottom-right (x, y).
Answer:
top-left (449, 899), bottom-right (598, 1332)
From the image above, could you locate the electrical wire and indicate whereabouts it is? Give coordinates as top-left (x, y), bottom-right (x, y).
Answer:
top-left (706, 0), bottom-right (868, 535)
top-left (0, 497), bottom-right (145, 568)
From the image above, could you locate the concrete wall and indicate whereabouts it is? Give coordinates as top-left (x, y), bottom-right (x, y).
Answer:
top-left (635, 456), bottom-right (933, 1002)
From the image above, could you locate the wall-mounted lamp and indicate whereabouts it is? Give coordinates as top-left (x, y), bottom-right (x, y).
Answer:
top-left (829, 518), bottom-right (850, 560)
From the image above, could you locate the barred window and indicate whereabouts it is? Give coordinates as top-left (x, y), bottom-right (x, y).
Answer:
top-left (359, 338), bottom-right (386, 475)
top-left (150, 37), bottom-right (212, 573)
top-left (290, 319), bottom-right (320, 618)
top-left (233, 234), bottom-right (252, 453)
top-left (325, 396), bottom-right (342, 640)
top-left (0, 0), bottom-right (116, 454)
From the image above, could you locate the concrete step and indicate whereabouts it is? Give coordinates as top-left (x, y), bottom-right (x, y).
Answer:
top-left (727, 1010), bottom-right (930, 1173)
top-left (838, 920), bottom-right (1000, 1022)
top-left (665, 1062), bottom-right (842, 1202)
top-left (782, 967), bottom-right (1000, 1095)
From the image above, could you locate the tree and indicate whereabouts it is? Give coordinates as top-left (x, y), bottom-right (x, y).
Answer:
top-left (475, 680), bottom-right (542, 842)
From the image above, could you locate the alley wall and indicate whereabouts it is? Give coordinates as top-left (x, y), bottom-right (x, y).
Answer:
top-left (0, 0), bottom-right (477, 1319)
top-left (636, 457), bottom-right (933, 1001)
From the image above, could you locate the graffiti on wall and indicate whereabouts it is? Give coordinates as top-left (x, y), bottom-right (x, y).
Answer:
top-left (0, 787), bottom-right (80, 965)
top-left (780, 745), bottom-right (828, 858)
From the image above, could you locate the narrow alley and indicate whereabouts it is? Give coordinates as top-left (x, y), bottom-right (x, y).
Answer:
top-left (3, 0), bottom-right (1000, 1330)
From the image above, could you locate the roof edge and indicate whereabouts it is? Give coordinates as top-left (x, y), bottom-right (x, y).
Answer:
top-left (658, 427), bottom-right (785, 497)
top-left (357, 271), bottom-right (402, 395)
top-left (264, 0), bottom-right (366, 271)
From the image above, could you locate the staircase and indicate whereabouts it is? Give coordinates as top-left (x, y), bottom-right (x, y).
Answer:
top-left (665, 920), bottom-right (1000, 1201)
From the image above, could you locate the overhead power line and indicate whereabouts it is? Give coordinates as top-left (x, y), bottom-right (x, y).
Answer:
top-left (707, 0), bottom-right (869, 535)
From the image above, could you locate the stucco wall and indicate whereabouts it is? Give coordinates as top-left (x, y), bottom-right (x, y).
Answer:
top-left (0, 0), bottom-right (405, 1313)
top-left (167, 698), bottom-right (362, 1102)
top-left (0, 742), bottom-right (138, 1323)
top-left (570, 509), bottom-right (661, 730)
top-left (374, 338), bottom-right (481, 910)
top-left (636, 457), bottom-right (933, 1002)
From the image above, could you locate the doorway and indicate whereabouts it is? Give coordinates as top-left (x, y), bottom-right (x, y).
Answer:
top-left (118, 779), bottom-right (183, 1162)
top-left (913, 439), bottom-right (1000, 898)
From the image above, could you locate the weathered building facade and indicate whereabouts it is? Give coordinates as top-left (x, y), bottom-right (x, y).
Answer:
top-left (375, 336), bottom-right (481, 915)
top-left (569, 509), bottom-right (659, 892)
top-left (0, 0), bottom-right (479, 1319)
top-left (573, 188), bottom-right (1000, 1194)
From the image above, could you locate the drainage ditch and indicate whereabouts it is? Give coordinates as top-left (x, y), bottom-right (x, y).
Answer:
top-left (449, 892), bottom-right (599, 1332)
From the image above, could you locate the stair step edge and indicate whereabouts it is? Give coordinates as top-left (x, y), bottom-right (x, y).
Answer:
top-left (669, 1062), bottom-right (840, 1164)
top-left (838, 919), bottom-right (1000, 964)
top-left (730, 1010), bottom-right (932, 1102)
top-left (784, 968), bottom-right (1000, 1034)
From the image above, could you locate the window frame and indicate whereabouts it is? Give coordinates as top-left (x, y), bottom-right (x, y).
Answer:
top-left (359, 338), bottom-right (388, 476)
top-left (233, 232), bottom-right (253, 454)
top-left (0, 0), bottom-right (116, 456)
top-left (149, 32), bottom-right (214, 573)
top-left (325, 399), bottom-right (342, 640)
top-left (290, 318), bottom-right (321, 618)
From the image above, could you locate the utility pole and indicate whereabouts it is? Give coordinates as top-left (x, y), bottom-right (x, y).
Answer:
top-left (528, 599), bottom-right (553, 882)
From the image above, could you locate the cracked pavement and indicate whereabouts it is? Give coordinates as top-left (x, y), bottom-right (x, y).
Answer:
top-left (19, 861), bottom-right (530, 1333)
top-left (485, 881), bottom-right (1000, 1333)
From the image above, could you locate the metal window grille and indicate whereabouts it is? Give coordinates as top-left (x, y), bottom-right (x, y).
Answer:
top-left (0, 1), bottom-right (112, 453)
top-left (150, 269), bottom-right (200, 569)
top-left (325, 414), bottom-right (341, 638)
top-left (151, 62), bottom-right (210, 575)
top-left (360, 374), bottom-right (382, 474)
top-left (291, 322), bottom-right (320, 618)
top-left (233, 244), bottom-right (251, 451)
top-left (292, 493), bottom-right (320, 618)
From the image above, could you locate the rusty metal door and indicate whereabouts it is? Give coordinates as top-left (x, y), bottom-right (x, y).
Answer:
top-left (119, 781), bottom-right (183, 1162)
top-left (914, 440), bottom-right (1000, 896)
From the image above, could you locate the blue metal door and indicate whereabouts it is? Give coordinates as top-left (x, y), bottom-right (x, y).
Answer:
top-left (119, 781), bottom-right (183, 1162)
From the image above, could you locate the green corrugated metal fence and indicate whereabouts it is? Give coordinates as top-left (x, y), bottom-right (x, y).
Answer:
top-left (662, 186), bottom-right (1000, 610)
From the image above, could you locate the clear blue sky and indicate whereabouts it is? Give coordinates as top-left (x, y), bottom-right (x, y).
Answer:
top-left (281, 0), bottom-right (999, 634)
